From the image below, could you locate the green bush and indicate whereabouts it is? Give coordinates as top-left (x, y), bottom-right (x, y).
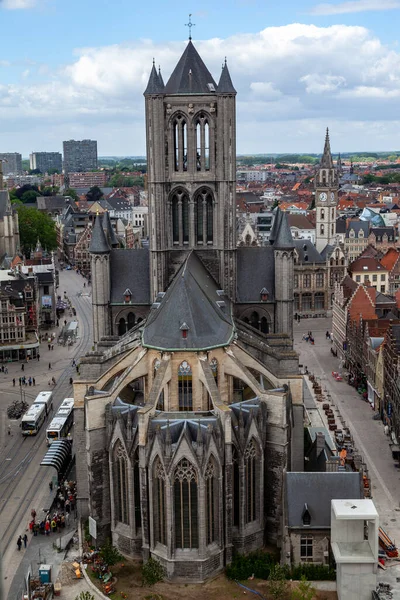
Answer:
top-left (291, 575), bottom-right (317, 600)
top-left (142, 557), bottom-right (166, 587)
top-left (268, 564), bottom-right (289, 599)
top-left (226, 551), bottom-right (335, 582)
top-left (99, 538), bottom-right (123, 566)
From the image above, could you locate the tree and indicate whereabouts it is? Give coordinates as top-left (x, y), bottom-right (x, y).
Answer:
top-left (99, 538), bottom-right (122, 566)
top-left (268, 564), bottom-right (289, 600)
top-left (85, 186), bottom-right (104, 203)
top-left (21, 190), bottom-right (40, 204)
top-left (64, 188), bottom-right (79, 201)
top-left (291, 575), bottom-right (316, 600)
top-left (74, 593), bottom-right (94, 600)
top-left (17, 206), bottom-right (57, 255)
top-left (14, 184), bottom-right (39, 200)
top-left (142, 557), bottom-right (166, 586)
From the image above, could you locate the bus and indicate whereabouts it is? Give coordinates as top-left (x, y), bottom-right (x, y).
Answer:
top-left (21, 403), bottom-right (47, 435)
top-left (34, 391), bottom-right (53, 415)
top-left (46, 398), bottom-right (74, 445)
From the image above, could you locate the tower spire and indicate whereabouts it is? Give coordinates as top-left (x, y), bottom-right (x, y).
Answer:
top-left (321, 127), bottom-right (333, 168)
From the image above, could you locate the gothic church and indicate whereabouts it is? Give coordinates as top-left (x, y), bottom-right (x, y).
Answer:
top-left (75, 40), bottom-right (304, 582)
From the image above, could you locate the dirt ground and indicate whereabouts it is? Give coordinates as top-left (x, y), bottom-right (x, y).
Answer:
top-left (87, 559), bottom-right (338, 600)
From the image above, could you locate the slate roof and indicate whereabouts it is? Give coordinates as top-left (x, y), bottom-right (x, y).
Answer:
top-left (342, 274), bottom-right (358, 298)
top-left (346, 220), bottom-right (369, 238)
top-left (336, 218), bottom-right (346, 234)
top-left (274, 211), bottom-right (294, 249)
top-left (110, 249), bottom-right (150, 305)
top-left (350, 256), bottom-right (387, 272)
top-left (287, 214), bottom-right (315, 230)
top-left (142, 251), bottom-right (234, 351)
top-left (236, 246), bottom-right (275, 302)
top-left (217, 63), bottom-right (236, 93)
top-left (294, 240), bottom-right (325, 264)
top-left (144, 64), bottom-right (164, 95)
top-left (88, 215), bottom-right (110, 254)
top-left (286, 472), bottom-right (362, 528)
top-left (164, 41), bottom-right (218, 95)
top-left (36, 272), bottom-right (54, 284)
top-left (103, 210), bottom-right (119, 248)
top-left (320, 244), bottom-right (334, 260)
top-left (36, 196), bottom-right (70, 211)
top-left (371, 227), bottom-right (395, 241)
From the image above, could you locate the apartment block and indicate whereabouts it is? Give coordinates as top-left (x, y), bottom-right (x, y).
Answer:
top-left (30, 152), bottom-right (62, 173)
top-left (68, 171), bottom-right (108, 188)
top-left (63, 139), bottom-right (98, 173)
top-left (0, 153), bottom-right (22, 175)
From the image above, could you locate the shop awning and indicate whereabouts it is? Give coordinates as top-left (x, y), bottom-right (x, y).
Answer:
top-left (41, 440), bottom-right (72, 474)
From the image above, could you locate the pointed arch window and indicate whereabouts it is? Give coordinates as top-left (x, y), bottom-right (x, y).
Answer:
top-left (320, 209), bottom-right (325, 220)
top-left (205, 459), bottom-right (218, 545)
top-left (174, 458), bottom-right (198, 549)
top-left (114, 442), bottom-right (129, 525)
top-left (244, 440), bottom-right (258, 524)
top-left (194, 189), bottom-right (214, 245)
top-left (195, 113), bottom-right (211, 172)
top-left (210, 358), bottom-right (218, 386)
top-left (171, 190), bottom-right (189, 245)
top-left (127, 312), bottom-right (135, 331)
top-left (178, 361), bottom-right (192, 411)
top-left (232, 446), bottom-right (240, 527)
top-left (133, 449), bottom-right (141, 531)
top-left (153, 458), bottom-right (167, 545)
top-left (173, 115), bottom-right (188, 172)
top-left (320, 224), bottom-right (325, 235)
top-left (118, 318), bottom-right (127, 336)
top-left (153, 359), bottom-right (164, 411)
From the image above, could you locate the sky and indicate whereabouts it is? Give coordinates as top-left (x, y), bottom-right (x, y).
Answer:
top-left (1, 0), bottom-right (400, 156)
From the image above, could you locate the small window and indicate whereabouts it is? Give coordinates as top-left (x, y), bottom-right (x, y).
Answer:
top-left (356, 275), bottom-right (361, 282)
top-left (381, 274), bottom-right (385, 281)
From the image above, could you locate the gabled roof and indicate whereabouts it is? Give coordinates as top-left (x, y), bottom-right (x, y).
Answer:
top-left (381, 248), bottom-right (400, 271)
top-left (217, 62), bottom-right (236, 93)
top-left (287, 213), bottom-right (315, 230)
top-left (350, 256), bottom-right (387, 273)
top-left (103, 210), bottom-right (119, 248)
top-left (294, 240), bottom-right (325, 264)
top-left (236, 246), bottom-right (275, 303)
top-left (143, 251), bottom-right (234, 351)
top-left (286, 472), bottom-right (362, 528)
top-left (164, 41), bottom-right (217, 95)
top-left (345, 220), bottom-right (370, 239)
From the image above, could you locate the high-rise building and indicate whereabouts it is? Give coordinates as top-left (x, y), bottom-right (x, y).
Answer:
top-left (29, 152), bottom-right (62, 173)
top-left (0, 153), bottom-right (22, 175)
top-left (62, 140), bottom-right (98, 173)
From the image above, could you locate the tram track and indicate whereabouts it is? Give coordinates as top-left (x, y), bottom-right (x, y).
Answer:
top-left (0, 284), bottom-right (93, 569)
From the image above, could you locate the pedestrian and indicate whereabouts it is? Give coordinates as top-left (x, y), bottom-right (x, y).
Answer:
top-left (51, 344), bottom-right (54, 351)
top-left (69, 377), bottom-right (73, 385)
top-left (72, 359), bottom-right (76, 367)
top-left (5, 366), bottom-right (8, 374)
top-left (33, 377), bottom-right (35, 386)
top-left (28, 377), bottom-right (32, 386)
top-left (56, 319), bottom-right (59, 327)
top-left (48, 343), bottom-right (51, 351)
top-left (52, 377), bottom-right (56, 386)
top-left (76, 365), bottom-right (79, 373)
top-left (19, 377), bottom-right (22, 386)
top-left (23, 533), bottom-right (28, 548)
top-left (49, 362), bottom-right (51, 370)
top-left (21, 363), bottom-right (24, 371)
top-left (37, 353), bottom-right (40, 361)
top-left (45, 520), bottom-right (50, 536)
top-left (49, 481), bottom-right (53, 492)
top-left (64, 320), bottom-right (67, 326)
top-left (17, 535), bottom-right (22, 551)
top-left (12, 378), bottom-right (15, 386)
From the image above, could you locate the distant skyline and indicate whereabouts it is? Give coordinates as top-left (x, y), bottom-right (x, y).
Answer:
top-left (0, 1), bottom-right (400, 155)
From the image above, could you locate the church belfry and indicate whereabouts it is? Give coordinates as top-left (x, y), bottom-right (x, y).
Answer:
top-left (315, 128), bottom-right (338, 253)
top-left (144, 41), bottom-right (237, 300)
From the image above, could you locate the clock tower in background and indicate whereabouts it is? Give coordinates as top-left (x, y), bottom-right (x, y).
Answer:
top-left (315, 129), bottom-right (339, 253)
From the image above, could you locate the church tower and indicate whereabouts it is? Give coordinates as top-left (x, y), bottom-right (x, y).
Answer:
top-left (144, 42), bottom-right (237, 300)
top-left (315, 129), bottom-right (338, 253)
top-left (89, 215), bottom-right (111, 345)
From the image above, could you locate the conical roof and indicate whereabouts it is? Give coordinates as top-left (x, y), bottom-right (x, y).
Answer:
top-left (274, 211), bottom-right (294, 249)
top-left (89, 215), bottom-right (110, 254)
top-left (217, 62), bottom-right (236, 93)
top-left (269, 207), bottom-right (282, 245)
top-left (103, 210), bottom-right (119, 247)
top-left (164, 41), bottom-right (217, 94)
top-left (320, 127), bottom-right (334, 168)
top-left (143, 252), bottom-right (234, 351)
top-left (158, 66), bottom-right (164, 88)
top-left (144, 63), bottom-right (164, 95)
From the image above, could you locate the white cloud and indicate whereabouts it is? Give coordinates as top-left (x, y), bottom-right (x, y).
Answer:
top-left (3, 23), bottom-right (400, 153)
top-left (310, 0), bottom-right (400, 16)
top-left (0, 0), bottom-right (37, 8)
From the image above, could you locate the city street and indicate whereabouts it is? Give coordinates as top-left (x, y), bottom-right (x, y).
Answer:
top-left (0, 267), bottom-right (93, 600)
top-left (295, 318), bottom-right (400, 578)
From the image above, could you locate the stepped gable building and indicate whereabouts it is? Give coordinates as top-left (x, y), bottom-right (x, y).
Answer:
top-left (75, 41), bottom-right (303, 582)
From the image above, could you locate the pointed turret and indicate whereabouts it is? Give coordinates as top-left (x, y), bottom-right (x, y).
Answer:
top-left (337, 153), bottom-right (342, 175)
top-left (89, 215), bottom-right (110, 254)
top-left (103, 210), bottom-right (119, 248)
top-left (164, 41), bottom-right (217, 94)
top-left (269, 207), bottom-right (282, 245)
top-left (158, 66), bottom-right (164, 88)
top-left (217, 60), bottom-right (236, 94)
top-left (320, 127), bottom-right (334, 169)
top-left (274, 211), bottom-right (294, 249)
top-left (144, 62), bottom-right (164, 95)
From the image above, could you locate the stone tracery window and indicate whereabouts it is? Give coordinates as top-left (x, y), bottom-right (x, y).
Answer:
top-left (173, 115), bottom-right (187, 172)
top-left (153, 458), bottom-right (167, 545)
top-left (174, 458), bottom-right (198, 549)
top-left (196, 114), bottom-right (210, 172)
top-left (194, 190), bottom-right (213, 245)
top-left (178, 361), bottom-right (193, 411)
top-left (153, 359), bottom-right (164, 410)
top-left (244, 440), bottom-right (257, 524)
top-left (171, 190), bottom-right (189, 245)
top-left (133, 449), bottom-right (141, 531)
top-left (114, 442), bottom-right (129, 525)
top-left (205, 459), bottom-right (218, 545)
top-left (232, 446), bottom-right (240, 527)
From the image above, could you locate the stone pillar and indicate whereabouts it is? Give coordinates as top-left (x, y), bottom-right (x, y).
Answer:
top-left (189, 199), bottom-right (195, 248)
top-left (178, 199), bottom-right (183, 246)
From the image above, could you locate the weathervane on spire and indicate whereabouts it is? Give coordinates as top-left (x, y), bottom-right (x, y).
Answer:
top-left (185, 13), bottom-right (195, 40)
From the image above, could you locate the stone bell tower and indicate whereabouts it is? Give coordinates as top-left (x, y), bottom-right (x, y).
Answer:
top-left (315, 128), bottom-right (338, 253)
top-left (144, 40), bottom-right (237, 301)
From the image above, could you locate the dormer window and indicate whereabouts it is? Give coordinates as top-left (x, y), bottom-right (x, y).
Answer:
top-left (180, 322), bottom-right (189, 339)
top-left (302, 503), bottom-right (311, 526)
top-left (123, 288), bottom-right (132, 303)
top-left (260, 287), bottom-right (269, 302)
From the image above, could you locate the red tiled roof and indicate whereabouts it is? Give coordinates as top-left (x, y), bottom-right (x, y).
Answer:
top-left (380, 248), bottom-right (400, 271)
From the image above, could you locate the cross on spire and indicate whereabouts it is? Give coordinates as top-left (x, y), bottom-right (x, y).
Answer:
top-left (185, 13), bottom-right (195, 40)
